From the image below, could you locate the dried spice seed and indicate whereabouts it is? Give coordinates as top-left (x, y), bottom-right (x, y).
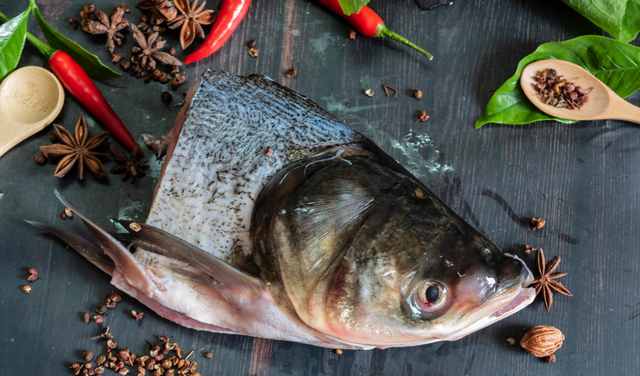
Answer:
top-left (365, 89), bottom-right (374, 97)
top-left (531, 217), bottom-right (545, 231)
top-left (169, 47), bottom-right (176, 56)
top-left (95, 366), bottom-right (106, 375)
top-left (96, 305), bottom-right (107, 314)
top-left (534, 69), bottom-right (591, 110)
top-left (65, 207), bottom-right (73, 218)
top-left (383, 85), bottom-right (398, 99)
top-left (69, 18), bottom-right (80, 29)
top-left (34, 154), bottom-right (47, 165)
top-left (132, 310), bottom-right (145, 321)
top-left (546, 354), bottom-right (556, 363)
top-left (61, 211), bottom-right (67, 220)
top-left (413, 89), bottom-right (422, 99)
top-left (524, 244), bottom-right (538, 256)
top-left (349, 29), bottom-right (356, 39)
top-left (171, 74), bottom-right (186, 90)
top-left (531, 249), bottom-right (572, 311)
top-left (161, 92), bottom-right (173, 104)
top-left (264, 146), bottom-right (272, 156)
top-left (93, 314), bottom-right (104, 324)
top-left (120, 61), bottom-right (131, 71)
top-left (415, 111), bottom-right (430, 122)
top-left (286, 66), bottom-right (297, 78)
top-left (84, 312), bottom-right (91, 323)
top-left (27, 268), bottom-right (41, 281)
top-left (83, 350), bottom-right (94, 361)
top-left (334, 349), bottom-right (342, 355)
top-left (248, 48), bottom-right (259, 58)
top-left (246, 38), bottom-right (256, 48)
top-left (203, 352), bottom-right (212, 359)
top-left (506, 336), bottom-right (516, 346)
top-left (112, 54), bottom-right (122, 63)
top-left (97, 355), bottom-right (106, 366)
top-left (21, 285), bottom-right (32, 293)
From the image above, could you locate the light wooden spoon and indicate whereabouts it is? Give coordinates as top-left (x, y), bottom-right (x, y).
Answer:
top-left (520, 59), bottom-right (640, 124)
top-left (0, 66), bottom-right (65, 158)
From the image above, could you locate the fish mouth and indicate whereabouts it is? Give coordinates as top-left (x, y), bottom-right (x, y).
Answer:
top-left (445, 254), bottom-right (536, 342)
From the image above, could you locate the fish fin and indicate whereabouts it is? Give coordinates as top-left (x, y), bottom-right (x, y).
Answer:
top-left (26, 220), bottom-right (116, 276)
top-left (113, 218), bottom-right (266, 309)
top-left (53, 189), bottom-right (159, 297)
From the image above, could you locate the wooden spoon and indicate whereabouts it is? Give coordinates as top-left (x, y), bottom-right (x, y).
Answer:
top-left (520, 59), bottom-right (640, 124)
top-left (0, 66), bottom-right (65, 158)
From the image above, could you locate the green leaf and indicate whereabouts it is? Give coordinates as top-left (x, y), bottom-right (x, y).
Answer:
top-left (562, 0), bottom-right (640, 43)
top-left (476, 36), bottom-right (640, 128)
top-left (337, 0), bottom-right (370, 15)
top-left (33, 5), bottom-right (120, 80)
top-left (0, 9), bottom-right (30, 82)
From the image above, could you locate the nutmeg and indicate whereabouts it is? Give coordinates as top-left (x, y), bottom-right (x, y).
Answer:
top-left (520, 325), bottom-right (564, 357)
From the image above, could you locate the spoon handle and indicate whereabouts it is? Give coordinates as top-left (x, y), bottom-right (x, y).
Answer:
top-left (608, 98), bottom-right (640, 125)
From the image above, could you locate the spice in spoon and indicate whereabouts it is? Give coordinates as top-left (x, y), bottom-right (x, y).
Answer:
top-left (535, 69), bottom-right (591, 110)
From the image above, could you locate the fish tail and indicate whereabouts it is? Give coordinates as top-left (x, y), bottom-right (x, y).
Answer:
top-left (25, 220), bottom-right (116, 276)
top-left (52, 189), bottom-right (159, 297)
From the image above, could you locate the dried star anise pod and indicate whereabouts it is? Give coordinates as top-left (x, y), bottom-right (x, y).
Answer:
top-left (81, 6), bottom-right (130, 54)
top-left (131, 24), bottom-right (182, 70)
top-left (168, 0), bottom-right (216, 49)
top-left (110, 145), bottom-right (148, 183)
top-left (136, 0), bottom-right (177, 25)
top-left (39, 115), bottom-right (110, 180)
top-left (530, 248), bottom-right (572, 311)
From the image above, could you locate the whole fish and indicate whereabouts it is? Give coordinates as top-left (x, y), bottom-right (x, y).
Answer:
top-left (29, 70), bottom-right (535, 350)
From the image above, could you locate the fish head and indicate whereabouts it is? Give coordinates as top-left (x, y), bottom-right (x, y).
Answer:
top-left (253, 144), bottom-right (535, 348)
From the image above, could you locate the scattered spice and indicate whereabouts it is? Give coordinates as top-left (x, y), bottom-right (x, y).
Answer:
top-left (168, 0), bottom-right (216, 49)
top-left (524, 244), bottom-right (538, 256)
top-left (264, 146), bottom-right (272, 156)
top-left (111, 53), bottom-right (122, 63)
top-left (334, 349), bottom-right (343, 355)
top-left (520, 325), bottom-right (564, 360)
top-left (535, 69), bottom-right (591, 110)
top-left (142, 134), bottom-right (169, 158)
top-left (546, 354), bottom-right (556, 363)
top-left (161, 91), bottom-right (173, 104)
top-left (203, 352), bottom-right (213, 359)
top-left (69, 18), bottom-right (80, 29)
top-left (61, 211), bottom-right (67, 220)
top-left (34, 154), bottom-right (47, 165)
top-left (415, 111), bottom-right (430, 122)
top-left (131, 310), bottom-right (145, 321)
top-left (93, 314), bottom-right (104, 324)
top-left (21, 285), bottom-right (32, 293)
top-left (84, 312), bottom-right (91, 323)
top-left (413, 89), bottom-right (422, 99)
top-left (81, 6), bottom-right (130, 54)
top-left (83, 350), bottom-right (94, 361)
top-left (248, 47), bottom-right (259, 57)
top-left (365, 89), bottom-right (374, 97)
top-left (110, 145), bottom-right (148, 183)
top-left (383, 85), bottom-right (398, 99)
top-left (136, 0), bottom-right (177, 25)
top-left (531, 217), bottom-right (545, 231)
top-left (96, 305), bottom-right (108, 314)
top-left (129, 222), bottom-right (142, 232)
top-left (65, 207), bottom-right (73, 218)
top-left (349, 29), bottom-right (356, 39)
top-left (286, 65), bottom-right (297, 78)
top-left (506, 336), bottom-right (516, 346)
top-left (27, 268), bottom-right (41, 282)
top-left (131, 25), bottom-right (182, 71)
top-left (105, 291), bottom-right (122, 309)
top-left (39, 115), bottom-right (111, 180)
top-left (49, 132), bottom-right (59, 143)
top-left (246, 38), bottom-right (256, 48)
top-left (171, 73), bottom-right (186, 89)
top-left (531, 249), bottom-right (572, 311)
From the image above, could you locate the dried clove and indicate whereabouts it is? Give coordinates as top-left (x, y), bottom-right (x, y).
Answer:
top-left (246, 38), bottom-right (256, 48)
top-left (286, 65), bottom-right (297, 78)
top-left (413, 89), bottom-right (422, 99)
top-left (415, 111), bottom-right (430, 122)
top-left (248, 48), bottom-right (259, 58)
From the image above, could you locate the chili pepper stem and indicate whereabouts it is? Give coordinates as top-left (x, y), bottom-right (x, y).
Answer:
top-left (376, 25), bottom-right (433, 60)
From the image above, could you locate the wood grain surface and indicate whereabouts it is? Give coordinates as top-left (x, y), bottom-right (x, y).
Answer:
top-left (1, 0), bottom-right (639, 375)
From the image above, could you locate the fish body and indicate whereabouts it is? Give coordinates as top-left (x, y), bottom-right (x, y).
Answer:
top-left (31, 70), bottom-right (535, 349)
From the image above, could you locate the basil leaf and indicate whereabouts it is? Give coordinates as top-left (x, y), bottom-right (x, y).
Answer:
top-left (562, 0), bottom-right (640, 43)
top-left (337, 0), bottom-right (370, 15)
top-left (33, 6), bottom-right (120, 80)
top-left (476, 35), bottom-right (640, 128)
top-left (0, 9), bottom-right (30, 82)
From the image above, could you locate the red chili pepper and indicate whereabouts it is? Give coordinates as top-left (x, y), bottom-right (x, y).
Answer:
top-left (24, 32), bottom-right (141, 154)
top-left (185, 0), bottom-right (252, 64)
top-left (317, 0), bottom-right (433, 60)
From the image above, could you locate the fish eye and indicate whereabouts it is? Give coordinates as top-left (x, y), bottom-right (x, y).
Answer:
top-left (416, 280), bottom-right (448, 311)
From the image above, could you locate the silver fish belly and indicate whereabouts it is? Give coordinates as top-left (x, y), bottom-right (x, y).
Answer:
top-left (30, 70), bottom-right (535, 349)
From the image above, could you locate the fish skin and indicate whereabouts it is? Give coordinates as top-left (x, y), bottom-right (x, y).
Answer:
top-left (30, 70), bottom-right (535, 349)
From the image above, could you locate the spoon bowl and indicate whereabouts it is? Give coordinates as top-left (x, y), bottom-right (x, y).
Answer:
top-left (520, 59), bottom-right (640, 124)
top-left (0, 66), bottom-right (65, 158)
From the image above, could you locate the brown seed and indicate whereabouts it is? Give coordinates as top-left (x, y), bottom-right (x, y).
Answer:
top-left (83, 312), bottom-right (90, 323)
top-left (27, 268), bottom-right (40, 281)
top-left (159, 73), bottom-right (169, 84)
top-left (129, 222), bottom-right (142, 232)
top-left (21, 285), bottom-right (31, 293)
top-left (413, 90), bottom-right (422, 99)
top-left (64, 207), bottom-right (73, 218)
top-left (161, 92), bottom-right (173, 104)
top-left (96, 305), bottom-right (107, 314)
top-left (506, 336), bottom-right (516, 346)
top-left (169, 47), bottom-right (176, 56)
top-left (286, 66), bottom-right (297, 78)
top-left (349, 29), bottom-right (356, 40)
top-left (69, 18), bottom-right (80, 29)
top-left (83, 350), bottom-right (94, 361)
top-left (95, 365), bottom-right (105, 375)
top-left (131, 310), bottom-right (144, 321)
top-left (203, 352), bottom-right (213, 359)
top-left (120, 61), bottom-right (131, 71)
top-left (531, 217), bottom-right (546, 231)
top-left (247, 38), bottom-right (256, 48)
top-left (249, 48), bottom-right (259, 58)
top-left (93, 314), bottom-right (104, 324)
top-left (97, 355), bottom-right (106, 366)
top-left (524, 244), bottom-right (537, 256)
top-left (546, 354), bottom-right (556, 363)
top-left (34, 154), bottom-right (47, 165)
top-left (335, 349), bottom-right (342, 355)
top-left (61, 211), bottom-right (67, 220)
top-left (520, 325), bottom-right (564, 358)
top-left (415, 111), bottom-right (430, 122)
top-left (365, 89), bottom-right (374, 97)
top-left (49, 132), bottom-right (58, 142)
top-left (161, 359), bottom-right (172, 369)
top-left (112, 54), bottom-right (122, 63)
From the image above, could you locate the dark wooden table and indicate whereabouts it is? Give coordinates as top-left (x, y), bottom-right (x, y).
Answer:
top-left (2, 0), bottom-right (639, 375)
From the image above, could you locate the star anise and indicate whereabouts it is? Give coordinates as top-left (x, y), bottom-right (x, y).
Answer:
top-left (131, 24), bottom-right (182, 70)
top-left (136, 0), bottom-right (177, 25)
top-left (39, 115), bottom-right (110, 180)
top-left (168, 0), bottom-right (216, 49)
top-left (530, 249), bottom-right (572, 311)
top-left (81, 6), bottom-right (130, 54)
top-left (110, 145), bottom-right (148, 183)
